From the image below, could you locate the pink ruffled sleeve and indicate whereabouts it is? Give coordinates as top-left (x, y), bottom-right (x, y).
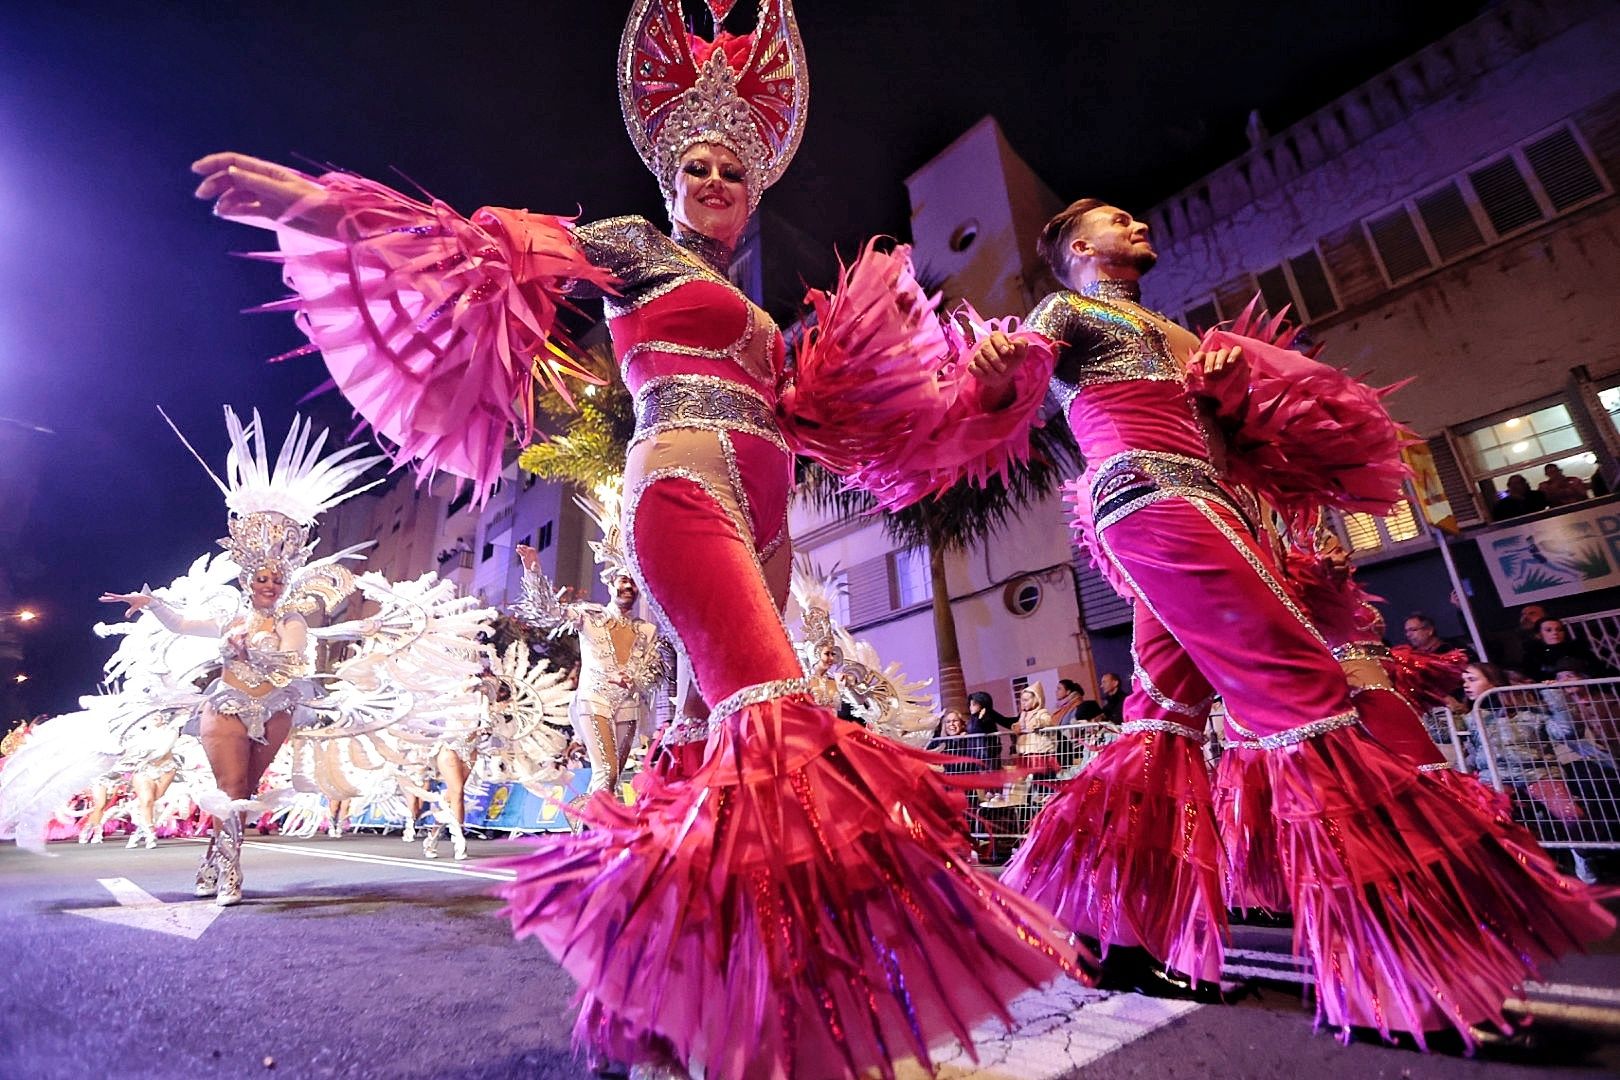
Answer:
top-left (1185, 310), bottom-right (1413, 535)
top-left (255, 174), bottom-right (617, 497)
top-left (779, 241), bottom-right (1055, 510)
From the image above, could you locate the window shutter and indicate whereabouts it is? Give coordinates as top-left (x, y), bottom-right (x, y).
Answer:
top-left (1317, 223), bottom-right (1384, 308)
top-left (1288, 250), bottom-right (1339, 320)
top-left (1073, 544), bottom-right (1132, 631)
top-left (1468, 156), bottom-right (1545, 235)
top-left (1366, 207), bottom-right (1433, 282)
top-left (1183, 300), bottom-right (1219, 333)
top-left (1523, 127), bottom-right (1604, 211)
top-left (1254, 266), bottom-right (1293, 317)
top-left (1414, 182), bottom-right (1485, 262)
top-left (1427, 433), bottom-right (1484, 527)
top-left (844, 554), bottom-right (892, 629)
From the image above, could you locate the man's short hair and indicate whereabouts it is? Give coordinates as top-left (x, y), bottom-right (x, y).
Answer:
top-left (1405, 612), bottom-right (1436, 629)
top-left (1037, 198), bottom-right (1107, 279)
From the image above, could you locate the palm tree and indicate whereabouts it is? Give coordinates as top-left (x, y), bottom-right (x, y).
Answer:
top-left (797, 418), bottom-right (1078, 713)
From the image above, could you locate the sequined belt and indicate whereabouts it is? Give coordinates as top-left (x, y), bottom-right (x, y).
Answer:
top-left (1332, 641), bottom-right (1392, 664)
top-left (631, 374), bottom-right (788, 452)
top-left (1090, 451), bottom-right (1241, 531)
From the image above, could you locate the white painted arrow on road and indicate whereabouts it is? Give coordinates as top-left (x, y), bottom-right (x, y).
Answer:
top-left (63, 877), bottom-right (225, 940)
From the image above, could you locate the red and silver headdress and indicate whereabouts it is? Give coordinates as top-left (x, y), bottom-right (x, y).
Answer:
top-left (619, 0), bottom-right (808, 214)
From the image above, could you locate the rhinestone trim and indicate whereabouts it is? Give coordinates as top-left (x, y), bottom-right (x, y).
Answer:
top-left (1121, 718), bottom-right (1209, 744)
top-left (711, 678), bottom-right (814, 725)
top-left (1332, 641), bottom-right (1394, 663)
top-left (1253, 709), bottom-right (1360, 750)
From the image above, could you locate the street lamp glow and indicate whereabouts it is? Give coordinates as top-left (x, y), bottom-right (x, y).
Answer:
top-left (15, 610), bottom-right (35, 622)
top-left (12, 674), bottom-right (27, 684)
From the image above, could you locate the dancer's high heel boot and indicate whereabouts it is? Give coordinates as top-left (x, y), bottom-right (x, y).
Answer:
top-left (194, 833), bottom-right (220, 898)
top-left (214, 812), bottom-right (245, 907)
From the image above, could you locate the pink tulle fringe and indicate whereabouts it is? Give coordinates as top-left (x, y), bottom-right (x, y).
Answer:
top-left (1002, 729), bottom-right (1228, 984)
top-left (1186, 302), bottom-right (1415, 538)
top-left (782, 240), bottom-right (1056, 510)
top-left (1268, 725), bottom-right (1615, 1046)
top-left (499, 696), bottom-right (1085, 1079)
top-left (258, 175), bottom-right (613, 498)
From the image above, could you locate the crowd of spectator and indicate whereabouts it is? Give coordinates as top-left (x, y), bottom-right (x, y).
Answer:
top-left (1490, 462), bottom-right (1609, 522)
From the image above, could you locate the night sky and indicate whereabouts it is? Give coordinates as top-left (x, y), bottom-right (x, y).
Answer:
top-left (0, 0), bottom-right (1484, 717)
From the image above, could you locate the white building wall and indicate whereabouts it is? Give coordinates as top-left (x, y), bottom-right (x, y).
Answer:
top-left (1139, 0), bottom-right (1620, 439)
top-left (789, 117), bottom-right (1092, 712)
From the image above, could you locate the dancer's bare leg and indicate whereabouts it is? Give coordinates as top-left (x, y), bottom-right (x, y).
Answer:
top-left (199, 707), bottom-right (292, 905)
top-left (79, 783), bottom-right (111, 843)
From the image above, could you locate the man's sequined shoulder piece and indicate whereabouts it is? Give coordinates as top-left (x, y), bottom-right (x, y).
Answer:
top-left (1026, 290), bottom-right (1107, 348)
top-left (571, 215), bottom-right (735, 318)
top-left (1035, 289), bottom-right (1183, 410)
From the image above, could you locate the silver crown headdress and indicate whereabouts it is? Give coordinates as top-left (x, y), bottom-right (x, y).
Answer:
top-left (576, 486), bottom-right (633, 586)
top-left (165, 407), bottom-right (385, 588)
top-left (619, 0), bottom-right (808, 215)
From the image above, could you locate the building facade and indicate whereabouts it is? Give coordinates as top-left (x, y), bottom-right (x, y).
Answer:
top-left (1133, 0), bottom-right (1620, 651)
top-left (787, 118), bottom-right (1105, 713)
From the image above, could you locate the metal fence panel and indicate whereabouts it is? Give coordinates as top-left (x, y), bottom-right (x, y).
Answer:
top-left (1453, 676), bottom-right (1620, 852)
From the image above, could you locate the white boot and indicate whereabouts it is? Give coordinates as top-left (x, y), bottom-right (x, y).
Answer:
top-left (194, 836), bottom-right (219, 898)
top-left (214, 813), bottom-right (244, 907)
top-left (422, 824), bottom-right (443, 859)
top-left (447, 818), bottom-right (468, 861)
top-left (402, 819), bottom-right (416, 842)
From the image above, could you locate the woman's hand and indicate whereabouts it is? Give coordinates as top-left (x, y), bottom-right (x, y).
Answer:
top-left (191, 153), bottom-right (338, 235)
top-left (515, 544), bottom-right (540, 572)
top-left (99, 592), bottom-right (151, 618)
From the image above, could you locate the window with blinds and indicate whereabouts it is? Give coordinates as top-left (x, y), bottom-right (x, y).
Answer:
top-left (1468, 156), bottom-right (1545, 236)
top-left (1366, 207), bottom-right (1434, 282)
top-left (1523, 126), bottom-right (1605, 211)
top-left (1361, 122), bottom-right (1609, 288)
top-left (1251, 249), bottom-right (1341, 323)
top-left (1414, 182), bottom-right (1485, 261)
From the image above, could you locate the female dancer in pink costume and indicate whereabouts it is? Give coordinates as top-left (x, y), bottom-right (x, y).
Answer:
top-left (191, 3), bottom-right (1078, 1075)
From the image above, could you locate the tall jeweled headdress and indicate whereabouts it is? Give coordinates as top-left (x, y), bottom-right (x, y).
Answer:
top-left (165, 407), bottom-right (385, 588)
top-left (576, 485), bottom-right (633, 586)
top-left (619, 0), bottom-right (808, 214)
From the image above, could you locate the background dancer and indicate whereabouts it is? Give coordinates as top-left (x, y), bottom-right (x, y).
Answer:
top-left (100, 409), bottom-right (380, 906)
top-left (513, 501), bottom-right (663, 801)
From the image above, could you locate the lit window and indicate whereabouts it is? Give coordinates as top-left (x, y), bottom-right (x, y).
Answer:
top-left (890, 547), bottom-right (931, 609)
top-left (826, 571), bottom-right (851, 627)
top-left (1335, 497), bottom-right (1424, 555)
top-left (1459, 402), bottom-right (1597, 495)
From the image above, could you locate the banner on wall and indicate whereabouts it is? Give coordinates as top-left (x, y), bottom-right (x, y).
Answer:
top-left (1479, 502), bottom-right (1620, 604)
top-left (348, 769), bottom-right (637, 833)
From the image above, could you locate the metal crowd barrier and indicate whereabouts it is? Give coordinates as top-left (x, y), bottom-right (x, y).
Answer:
top-left (1448, 677), bottom-right (1620, 855)
top-left (925, 722), bottom-right (1121, 864)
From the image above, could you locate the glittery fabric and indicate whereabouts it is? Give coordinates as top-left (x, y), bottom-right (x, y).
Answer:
top-left (618, 0), bottom-right (808, 213)
top-left (499, 223), bottom-right (1082, 1075)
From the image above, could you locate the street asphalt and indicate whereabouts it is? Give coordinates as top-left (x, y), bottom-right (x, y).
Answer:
top-left (2, 834), bottom-right (1617, 1079)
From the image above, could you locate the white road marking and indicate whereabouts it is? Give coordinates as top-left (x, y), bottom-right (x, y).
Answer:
top-left (241, 840), bottom-right (517, 882)
top-left (892, 981), bottom-right (1200, 1079)
top-left (1506, 998), bottom-right (1620, 1027)
top-left (63, 877), bottom-right (224, 940)
top-left (1524, 980), bottom-right (1620, 1006)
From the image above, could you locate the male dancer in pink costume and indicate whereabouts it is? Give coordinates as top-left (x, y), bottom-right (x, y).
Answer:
top-left (981, 198), bottom-right (1612, 1047)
